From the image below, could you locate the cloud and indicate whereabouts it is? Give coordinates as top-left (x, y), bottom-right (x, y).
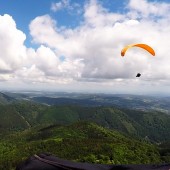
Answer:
top-left (0, 14), bottom-right (84, 84)
top-left (30, 0), bottom-right (170, 84)
top-left (29, 15), bottom-right (64, 48)
top-left (51, 1), bottom-right (65, 12)
top-left (127, 0), bottom-right (170, 18)
top-left (84, 0), bottom-right (125, 27)
top-left (51, 0), bottom-right (82, 14)
top-left (0, 14), bottom-right (27, 74)
top-left (1, 0), bottom-right (170, 93)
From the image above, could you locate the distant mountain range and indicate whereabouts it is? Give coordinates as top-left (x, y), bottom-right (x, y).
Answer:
top-left (3, 91), bottom-right (170, 114)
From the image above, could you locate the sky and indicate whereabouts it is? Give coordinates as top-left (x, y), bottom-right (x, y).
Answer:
top-left (0, 0), bottom-right (170, 95)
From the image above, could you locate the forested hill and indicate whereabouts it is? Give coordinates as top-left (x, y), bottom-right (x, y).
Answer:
top-left (0, 92), bottom-right (16, 104)
top-left (0, 100), bottom-right (169, 142)
top-left (0, 121), bottom-right (169, 170)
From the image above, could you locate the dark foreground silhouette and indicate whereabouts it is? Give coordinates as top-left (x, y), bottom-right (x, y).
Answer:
top-left (16, 153), bottom-right (170, 170)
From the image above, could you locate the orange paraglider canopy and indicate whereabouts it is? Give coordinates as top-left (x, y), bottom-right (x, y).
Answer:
top-left (121, 43), bottom-right (155, 57)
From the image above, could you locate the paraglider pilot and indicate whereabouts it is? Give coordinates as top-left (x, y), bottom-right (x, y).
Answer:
top-left (136, 73), bottom-right (141, 77)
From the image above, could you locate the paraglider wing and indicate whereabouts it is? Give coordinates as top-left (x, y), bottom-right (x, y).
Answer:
top-left (121, 44), bottom-right (155, 57)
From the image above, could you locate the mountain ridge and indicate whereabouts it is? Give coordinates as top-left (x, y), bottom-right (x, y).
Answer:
top-left (0, 99), bottom-right (169, 142)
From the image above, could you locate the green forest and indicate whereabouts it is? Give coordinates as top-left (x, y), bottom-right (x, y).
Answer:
top-left (0, 95), bottom-right (170, 170)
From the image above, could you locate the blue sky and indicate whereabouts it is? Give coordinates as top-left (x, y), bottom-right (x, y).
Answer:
top-left (0, 0), bottom-right (170, 95)
top-left (0, 0), bottom-right (52, 46)
top-left (0, 0), bottom-right (162, 46)
top-left (0, 0), bottom-right (126, 46)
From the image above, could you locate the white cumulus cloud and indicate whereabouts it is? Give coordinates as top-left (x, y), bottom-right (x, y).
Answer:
top-left (29, 0), bottom-right (170, 84)
top-left (0, 14), bottom-right (27, 74)
top-left (128, 0), bottom-right (170, 18)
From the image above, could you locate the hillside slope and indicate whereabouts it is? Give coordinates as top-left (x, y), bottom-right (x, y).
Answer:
top-left (34, 105), bottom-right (170, 141)
top-left (0, 92), bottom-right (16, 104)
top-left (0, 122), bottom-right (168, 170)
top-left (0, 101), bottom-right (169, 142)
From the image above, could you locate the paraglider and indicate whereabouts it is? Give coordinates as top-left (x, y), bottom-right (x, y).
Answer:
top-left (136, 73), bottom-right (141, 77)
top-left (121, 43), bottom-right (155, 78)
top-left (121, 43), bottom-right (155, 57)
